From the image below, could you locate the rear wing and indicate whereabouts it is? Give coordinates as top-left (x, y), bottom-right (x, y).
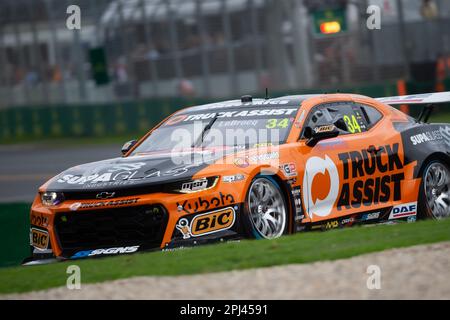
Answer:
top-left (376, 91), bottom-right (450, 123)
top-left (376, 91), bottom-right (450, 105)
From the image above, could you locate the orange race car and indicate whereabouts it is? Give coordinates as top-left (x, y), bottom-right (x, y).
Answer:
top-left (25, 92), bottom-right (450, 264)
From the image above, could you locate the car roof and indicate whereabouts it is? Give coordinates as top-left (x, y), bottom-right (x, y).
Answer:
top-left (175, 93), bottom-right (384, 116)
top-left (178, 94), bottom-right (321, 114)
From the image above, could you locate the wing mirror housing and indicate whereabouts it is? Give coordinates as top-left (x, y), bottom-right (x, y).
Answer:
top-left (333, 117), bottom-right (348, 132)
top-left (304, 124), bottom-right (339, 147)
top-left (121, 140), bottom-right (137, 155)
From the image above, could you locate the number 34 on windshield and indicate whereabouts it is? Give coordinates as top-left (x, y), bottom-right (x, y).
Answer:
top-left (343, 115), bottom-right (362, 133)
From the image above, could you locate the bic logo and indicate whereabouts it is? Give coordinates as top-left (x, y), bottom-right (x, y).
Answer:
top-left (176, 207), bottom-right (235, 238)
top-left (31, 228), bottom-right (49, 250)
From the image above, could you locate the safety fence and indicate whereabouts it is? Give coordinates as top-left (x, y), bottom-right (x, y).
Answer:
top-left (1, 79), bottom-right (450, 142)
top-left (1, 0), bottom-right (450, 109)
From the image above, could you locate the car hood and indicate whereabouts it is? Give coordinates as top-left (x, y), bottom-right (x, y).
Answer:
top-left (45, 149), bottom-right (225, 192)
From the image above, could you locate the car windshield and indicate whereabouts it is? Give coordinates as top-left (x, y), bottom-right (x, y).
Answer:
top-left (131, 107), bottom-right (298, 154)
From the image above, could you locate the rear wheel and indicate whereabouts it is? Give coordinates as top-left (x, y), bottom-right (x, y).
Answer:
top-left (243, 176), bottom-right (288, 239)
top-left (419, 160), bottom-right (450, 219)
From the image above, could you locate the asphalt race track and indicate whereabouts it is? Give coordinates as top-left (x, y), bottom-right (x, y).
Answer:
top-left (0, 144), bottom-right (120, 203)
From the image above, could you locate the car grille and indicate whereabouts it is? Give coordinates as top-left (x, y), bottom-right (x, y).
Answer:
top-left (55, 205), bottom-right (168, 257)
top-left (62, 182), bottom-right (184, 200)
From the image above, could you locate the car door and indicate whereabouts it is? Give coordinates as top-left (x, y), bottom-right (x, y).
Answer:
top-left (299, 101), bottom-right (401, 226)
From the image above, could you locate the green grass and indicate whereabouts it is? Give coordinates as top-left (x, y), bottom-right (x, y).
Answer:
top-left (0, 218), bottom-right (449, 295)
top-left (0, 203), bottom-right (30, 268)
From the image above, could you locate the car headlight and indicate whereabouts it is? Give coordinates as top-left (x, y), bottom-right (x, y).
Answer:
top-left (41, 192), bottom-right (64, 206)
top-left (174, 176), bottom-right (219, 194)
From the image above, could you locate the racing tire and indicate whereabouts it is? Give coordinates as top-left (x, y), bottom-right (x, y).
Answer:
top-left (418, 159), bottom-right (450, 220)
top-left (242, 175), bottom-right (289, 239)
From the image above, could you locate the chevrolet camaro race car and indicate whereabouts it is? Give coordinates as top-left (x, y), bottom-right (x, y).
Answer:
top-left (25, 92), bottom-right (450, 264)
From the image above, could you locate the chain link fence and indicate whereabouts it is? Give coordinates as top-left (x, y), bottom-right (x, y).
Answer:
top-left (0, 0), bottom-right (450, 109)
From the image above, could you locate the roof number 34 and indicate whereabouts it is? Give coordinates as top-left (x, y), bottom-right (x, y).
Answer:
top-left (266, 118), bottom-right (289, 129)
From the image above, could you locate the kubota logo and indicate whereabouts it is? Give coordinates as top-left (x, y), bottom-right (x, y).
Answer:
top-left (303, 155), bottom-right (339, 219)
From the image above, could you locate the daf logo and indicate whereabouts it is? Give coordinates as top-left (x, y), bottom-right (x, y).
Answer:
top-left (96, 192), bottom-right (116, 199)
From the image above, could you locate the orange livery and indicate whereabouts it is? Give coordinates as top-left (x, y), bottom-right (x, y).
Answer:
top-left (25, 92), bottom-right (450, 264)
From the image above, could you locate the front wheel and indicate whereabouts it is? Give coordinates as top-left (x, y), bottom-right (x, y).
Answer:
top-left (418, 160), bottom-right (450, 219)
top-left (243, 176), bottom-right (288, 239)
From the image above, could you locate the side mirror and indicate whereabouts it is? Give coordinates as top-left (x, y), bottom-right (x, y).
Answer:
top-left (334, 117), bottom-right (348, 132)
top-left (304, 124), bottom-right (339, 147)
top-left (121, 140), bottom-right (137, 155)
